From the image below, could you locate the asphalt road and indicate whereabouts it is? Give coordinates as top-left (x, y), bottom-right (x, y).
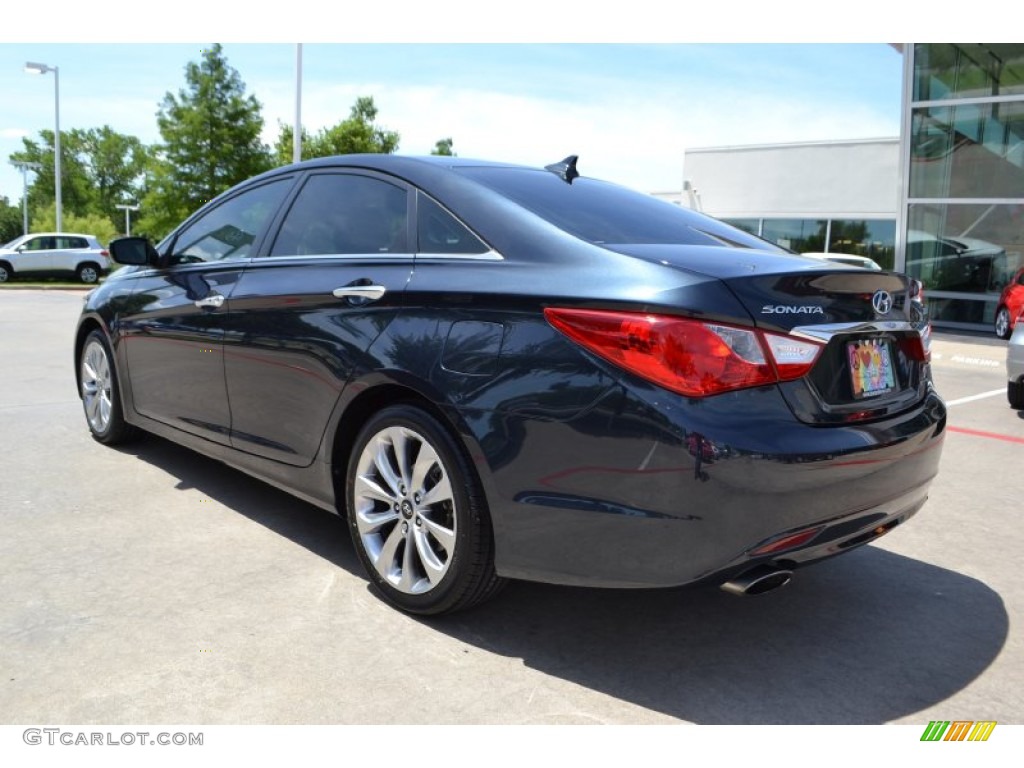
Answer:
top-left (1, 289), bottom-right (1022, 725)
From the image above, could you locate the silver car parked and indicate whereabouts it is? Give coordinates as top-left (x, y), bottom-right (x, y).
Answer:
top-left (0, 232), bottom-right (111, 284)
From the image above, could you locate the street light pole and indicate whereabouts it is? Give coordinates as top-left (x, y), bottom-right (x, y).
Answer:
top-left (294, 43), bottom-right (303, 164)
top-left (10, 160), bottom-right (42, 235)
top-left (25, 61), bottom-right (61, 233)
top-left (116, 204), bottom-right (140, 236)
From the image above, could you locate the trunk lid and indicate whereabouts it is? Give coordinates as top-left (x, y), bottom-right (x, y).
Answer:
top-left (608, 244), bottom-right (933, 424)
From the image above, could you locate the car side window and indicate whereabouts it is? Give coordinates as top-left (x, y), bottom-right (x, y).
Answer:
top-left (270, 174), bottom-right (409, 257)
top-left (169, 179), bottom-right (292, 265)
top-left (24, 237), bottom-right (54, 251)
top-left (55, 236), bottom-right (86, 249)
top-left (417, 194), bottom-right (488, 255)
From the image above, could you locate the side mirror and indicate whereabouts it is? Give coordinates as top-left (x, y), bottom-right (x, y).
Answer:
top-left (109, 236), bottom-right (160, 266)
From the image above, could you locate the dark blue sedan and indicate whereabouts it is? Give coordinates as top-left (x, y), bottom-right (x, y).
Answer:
top-left (74, 154), bottom-right (945, 614)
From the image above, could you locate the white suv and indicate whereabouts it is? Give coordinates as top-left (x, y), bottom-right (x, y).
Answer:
top-left (0, 233), bottom-right (111, 284)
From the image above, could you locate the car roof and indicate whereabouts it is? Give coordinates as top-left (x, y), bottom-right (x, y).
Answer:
top-left (15, 232), bottom-right (98, 238)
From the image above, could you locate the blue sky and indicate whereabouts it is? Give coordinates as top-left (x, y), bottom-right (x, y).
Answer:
top-left (0, 42), bottom-right (904, 206)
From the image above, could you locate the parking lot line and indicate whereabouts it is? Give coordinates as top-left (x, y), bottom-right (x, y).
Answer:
top-left (947, 426), bottom-right (1024, 445)
top-left (945, 389), bottom-right (1006, 407)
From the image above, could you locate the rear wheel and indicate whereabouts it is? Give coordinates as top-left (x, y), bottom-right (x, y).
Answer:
top-left (345, 404), bottom-right (504, 615)
top-left (79, 330), bottom-right (139, 444)
top-left (77, 263), bottom-right (100, 284)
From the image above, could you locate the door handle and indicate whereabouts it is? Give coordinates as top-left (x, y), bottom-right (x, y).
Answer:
top-left (333, 285), bottom-right (387, 302)
top-left (194, 294), bottom-right (225, 309)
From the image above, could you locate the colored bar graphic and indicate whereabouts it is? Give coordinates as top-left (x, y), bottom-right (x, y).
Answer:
top-left (968, 722), bottom-right (997, 742)
top-left (945, 721), bottom-right (973, 741)
top-left (920, 720), bottom-right (996, 742)
top-left (921, 721), bottom-right (949, 741)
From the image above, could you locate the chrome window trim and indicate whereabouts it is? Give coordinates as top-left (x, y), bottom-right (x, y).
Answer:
top-left (250, 250), bottom-right (504, 264)
top-left (414, 250), bottom-right (505, 262)
top-left (251, 253), bottom-right (414, 265)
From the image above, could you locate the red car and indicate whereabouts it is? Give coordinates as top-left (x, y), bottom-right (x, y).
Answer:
top-left (996, 267), bottom-right (1024, 339)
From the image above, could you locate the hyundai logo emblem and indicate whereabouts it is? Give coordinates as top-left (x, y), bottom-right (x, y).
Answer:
top-left (872, 290), bottom-right (893, 315)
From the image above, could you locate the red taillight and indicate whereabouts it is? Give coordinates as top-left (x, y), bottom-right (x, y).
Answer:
top-left (100, 249), bottom-right (109, 257)
top-left (749, 526), bottom-right (825, 556)
top-left (544, 308), bottom-right (823, 398)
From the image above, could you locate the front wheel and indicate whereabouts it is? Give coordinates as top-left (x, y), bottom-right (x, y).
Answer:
top-left (79, 330), bottom-right (139, 444)
top-left (995, 306), bottom-right (1012, 340)
top-left (345, 404), bottom-right (504, 615)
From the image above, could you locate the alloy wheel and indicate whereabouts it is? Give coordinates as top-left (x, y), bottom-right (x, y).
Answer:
top-left (81, 339), bottom-right (113, 433)
top-left (352, 425), bottom-right (457, 595)
top-left (996, 307), bottom-right (1011, 339)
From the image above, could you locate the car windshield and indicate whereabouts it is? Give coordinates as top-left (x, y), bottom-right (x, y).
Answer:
top-left (458, 166), bottom-right (782, 250)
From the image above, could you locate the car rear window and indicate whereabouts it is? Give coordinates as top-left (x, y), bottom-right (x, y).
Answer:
top-left (456, 166), bottom-right (780, 250)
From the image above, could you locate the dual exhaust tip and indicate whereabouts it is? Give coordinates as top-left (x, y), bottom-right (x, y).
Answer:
top-left (720, 566), bottom-right (793, 596)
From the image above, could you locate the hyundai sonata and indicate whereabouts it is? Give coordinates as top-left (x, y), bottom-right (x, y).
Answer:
top-left (74, 154), bottom-right (945, 614)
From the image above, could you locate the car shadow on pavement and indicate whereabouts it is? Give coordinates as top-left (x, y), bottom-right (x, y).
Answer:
top-left (430, 552), bottom-right (1008, 724)
top-left (120, 435), bottom-right (1008, 726)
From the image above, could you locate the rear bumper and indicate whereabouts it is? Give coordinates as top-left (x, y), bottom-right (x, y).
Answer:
top-left (478, 383), bottom-right (946, 588)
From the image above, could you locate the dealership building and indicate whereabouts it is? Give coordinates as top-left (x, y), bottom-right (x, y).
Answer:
top-left (658, 44), bottom-right (1024, 332)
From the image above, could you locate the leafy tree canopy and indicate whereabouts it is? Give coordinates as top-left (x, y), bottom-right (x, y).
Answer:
top-left (431, 138), bottom-right (455, 156)
top-left (274, 96), bottom-right (400, 165)
top-left (9, 126), bottom-right (147, 233)
top-left (0, 196), bottom-right (22, 244)
top-left (140, 43), bottom-right (271, 238)
top-left (31, 202), bottom-right (119, 245)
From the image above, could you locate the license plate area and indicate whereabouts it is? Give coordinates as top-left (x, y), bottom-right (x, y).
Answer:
top-left (847, 339), bottom-right (896, 398)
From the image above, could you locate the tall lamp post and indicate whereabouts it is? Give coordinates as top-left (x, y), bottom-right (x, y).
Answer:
top-left (116, 203), bottom-right (140, 236)
top-left (10, 160), bottom-right (41, 235)
top-left (294, 44), bottom-right (303, 164)
top-left (24, 61), bottom-right (61, 233)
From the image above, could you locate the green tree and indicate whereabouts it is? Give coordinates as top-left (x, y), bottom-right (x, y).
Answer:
top-left (78, 127), bottom-right (147, 226)
top-left (274, 96), bottom-right (400, 164)
top-left (10, 130), bottom-right (94, 220)
top-left (0, 196), bottom-right (22, 243)
top-left (31, 203), bottom-right (118, 245)
top-left (141, 43), bottom-right (271, 238)
top-left (431, 138), bottom-right (455, 156)
top-left (9, 126), bottom-right (148, 232)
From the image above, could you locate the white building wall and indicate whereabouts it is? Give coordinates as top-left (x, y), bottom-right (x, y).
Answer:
top-left (656, 138), bottom-right (899, 219)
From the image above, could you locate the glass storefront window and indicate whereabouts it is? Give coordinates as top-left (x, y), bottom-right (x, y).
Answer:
top-left (761, 219), bottom-right (826, 253)
top-left (910, 102), bottom-right (1024, 198)
top-left (828, 219), bottom-right (896, 270)
top-left (914, 43), bottom-right (1024, 101)
top-left (720, 218), bottom-right (760, 236)
top-left (906, 203), bottom-right (1024, 298)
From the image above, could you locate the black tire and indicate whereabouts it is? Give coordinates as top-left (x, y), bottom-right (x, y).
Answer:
top-left (345, 404), bottom-right (505, 615)
top-left (0, 261), bottom-right (12, 283)
top-left (77, 262), bottom-right (101, 284)
top-left (995, 306), bottom-right (1012, 340)
top-left (79, 330), bottom-right (140, 444)
top-left (1010, 379), bottom-right (1024, 410)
